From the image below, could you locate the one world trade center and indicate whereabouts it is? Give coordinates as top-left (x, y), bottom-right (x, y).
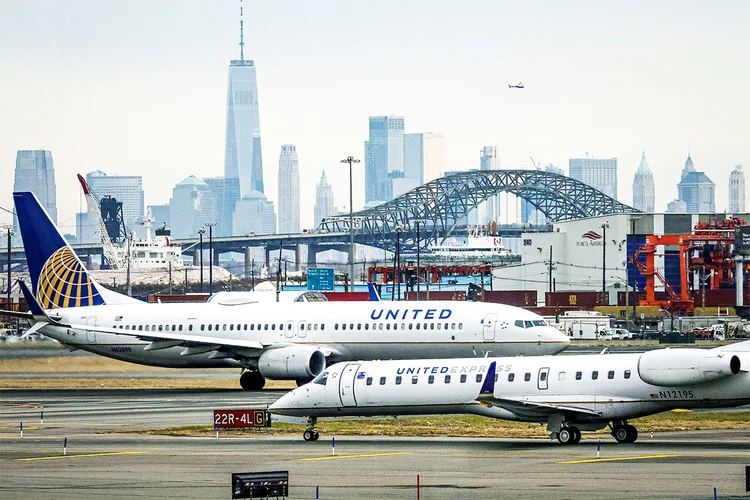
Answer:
top-left (222, 2), bottom-right (263, 236)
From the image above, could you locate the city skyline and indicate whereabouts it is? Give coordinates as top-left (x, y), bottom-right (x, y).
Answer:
top-left (1, 1), bottom-right (749, 233)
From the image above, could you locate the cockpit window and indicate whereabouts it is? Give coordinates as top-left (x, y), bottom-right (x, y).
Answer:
top-left (313, 372), bottom-right (328, 386)
top-left (514, 320), bottom-right (525, 328)
top-left (532, 320), bottom-right (547, 327)
top-left (524, 320), bottom-right (534, 328)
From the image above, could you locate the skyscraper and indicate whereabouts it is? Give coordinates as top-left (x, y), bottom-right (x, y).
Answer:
top-left (13, 150), bottom-right (57, 238)
top-left (478, 146), bottom-right (499, 224)
top-left (677, 155), bottom-right (715, 213)
top-left (169, 176), bottom-right (219, 239)
top-left (222, 4), bottom-right (263, 236)
top-left (232, 191), bottom-right (276, 236)
top-left (403, 132), bottom-right (446, 186)
top-left (314, 170), bottom-right (336, 229)
top-left (522, 164), bottom-right (564, 224)
top-left (729, 165), bottom-right (745, 213)
top-left (569, 156), bottom-right (618, 199)
top-left (632, 151), bottom-right (655, 213)
top-left (277, 144), bottom-right (300, 234)
top-left (85, 170), bottom-right (145, 237)
top-left (365, 115), bottom-right (404, 204)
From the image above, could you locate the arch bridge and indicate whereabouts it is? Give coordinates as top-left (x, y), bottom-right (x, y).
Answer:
top-left (320, 169), bottom-right (638, 252)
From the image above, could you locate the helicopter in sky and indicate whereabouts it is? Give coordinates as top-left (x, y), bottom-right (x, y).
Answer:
top-left (508, 82), bottom-right (524, 89)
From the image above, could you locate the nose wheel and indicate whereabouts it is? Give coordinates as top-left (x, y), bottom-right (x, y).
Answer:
top-left (303, 416), bottom-right (319, 441)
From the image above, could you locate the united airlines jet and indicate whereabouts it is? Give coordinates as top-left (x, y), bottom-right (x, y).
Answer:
top-left (270, 342), bottom-right (750, 442)
top-left (6, 192), bottom-right (569, 390)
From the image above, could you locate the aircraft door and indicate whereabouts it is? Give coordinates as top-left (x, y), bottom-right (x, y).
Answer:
top-left (483, 313), bottom-right (497, 341)
top-left (284, 320), bottom-right (294, 338)
top-left (298, 320), bottom-right (308, 338)
top-left (85, 316), bottom-right (97, 343)
top-left (338, 363), bottom-right (360, 407)
top-left (537, 367), bottom-right (550, 390)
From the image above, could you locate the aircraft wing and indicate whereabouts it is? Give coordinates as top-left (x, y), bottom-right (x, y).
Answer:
top-left (0, 309), bottom-right (34, 320)
top-left (479, 395), bottom-right (602, 420)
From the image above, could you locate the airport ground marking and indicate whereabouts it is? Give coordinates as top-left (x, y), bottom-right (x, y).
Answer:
top-left (301, 451), bottom-right (414, 461)
top-left (557, 454), bottom-right (677, 464)
top-left (17, 451), bottom-right (144, 461)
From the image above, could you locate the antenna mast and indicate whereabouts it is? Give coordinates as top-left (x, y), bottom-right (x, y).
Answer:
top-left (239, 0), bottom-right (245, 61)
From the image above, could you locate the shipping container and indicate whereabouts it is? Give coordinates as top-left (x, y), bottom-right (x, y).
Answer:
top-left (484, 290), bottom-right (537, 307)
top-left (323, 292), bottom-right (371, 301)
top-left (545, 291), bottom-right (608, 308)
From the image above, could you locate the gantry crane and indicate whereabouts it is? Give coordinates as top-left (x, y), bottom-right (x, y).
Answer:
top-left (77, 174), bottom-right (123, 269)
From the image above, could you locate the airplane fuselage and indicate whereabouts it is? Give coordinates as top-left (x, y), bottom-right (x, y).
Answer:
top-left (40, 300), bottom-right (570, 370)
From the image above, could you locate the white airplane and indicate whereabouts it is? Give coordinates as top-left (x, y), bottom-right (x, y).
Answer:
top-left (270, 342), bottom-right (750, 442)
top-left (6, 192), bottom-right (570, 390)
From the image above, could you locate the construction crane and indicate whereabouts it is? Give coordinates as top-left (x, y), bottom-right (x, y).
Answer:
top-left (77, 174), bottom-right (123, 269)
top-left (529, 156), bottom-right (541, 170)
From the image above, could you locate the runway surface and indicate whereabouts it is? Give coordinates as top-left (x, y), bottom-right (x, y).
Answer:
top-left (1, 389), bottom-right (749, 499)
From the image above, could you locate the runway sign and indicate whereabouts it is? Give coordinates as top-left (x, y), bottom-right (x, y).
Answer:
top-left (214, 409), bottom-right (270, 428)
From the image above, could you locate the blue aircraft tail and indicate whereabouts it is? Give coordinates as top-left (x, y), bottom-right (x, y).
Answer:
top-left (479, 361), bottom-right (497, 396)
top-left (13, 192), bottom-right (106, 309)
top-left (367, 282), bottom-right (381, 301)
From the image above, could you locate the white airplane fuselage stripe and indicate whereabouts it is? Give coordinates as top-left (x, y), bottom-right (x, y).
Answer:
top-left (270, 350), bottom-right (750, 423)
top-left (37, 300), bottom-right (570, 369)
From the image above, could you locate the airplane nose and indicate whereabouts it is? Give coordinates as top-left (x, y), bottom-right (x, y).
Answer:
top-left (269, 390), bottom-right (298, 413)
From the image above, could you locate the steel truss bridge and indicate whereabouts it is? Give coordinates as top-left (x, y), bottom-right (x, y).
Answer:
top-left (320, 169), bottom-right (638, 252)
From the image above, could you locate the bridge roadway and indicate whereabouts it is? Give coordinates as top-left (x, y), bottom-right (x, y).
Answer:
top-left (3, 224), bottom-right (549, 269)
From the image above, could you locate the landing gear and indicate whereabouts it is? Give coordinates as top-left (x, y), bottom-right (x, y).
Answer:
top-left (557, 426), bottom-right (581, 445)
top-left (303, 416), bottom-right (319, 441)
top-left (612, 423), bottom-right (638, 444)
top-left (239, 370), bottom-right (265, 391)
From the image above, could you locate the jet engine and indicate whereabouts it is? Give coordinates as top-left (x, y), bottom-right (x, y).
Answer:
top-left (257, 346), bottom-right (326, 380)
top-left (637, 349), bottom-right (741, 387)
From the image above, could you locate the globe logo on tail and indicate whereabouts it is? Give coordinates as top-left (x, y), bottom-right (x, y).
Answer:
top-left (37, 247), bottom-right (103, 308)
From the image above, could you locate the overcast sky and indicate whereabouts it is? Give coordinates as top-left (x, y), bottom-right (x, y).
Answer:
top-left (1, 0), bottom-right (749, 233)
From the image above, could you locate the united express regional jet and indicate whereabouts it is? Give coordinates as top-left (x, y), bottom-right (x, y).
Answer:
top-left (270, 342), bottom-right (750, 442)
top-left (7, 192), bottom-right (570, 389)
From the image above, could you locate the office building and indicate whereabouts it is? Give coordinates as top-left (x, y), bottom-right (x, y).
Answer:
top-left (665, 199), bottom-right (688, 214)
top-left (729, 165), bottom-right (745, 213)
top-left (277, 144), bottom-right (300, 234)
top-left (365, 115), bottom-right (404, 204)
top-left (404, 132), bottom-right (445, 186)
top-left (233, 191), bottom-right (276, 236)
top-left (222, 7), bottom-right (263, 236)
top-left (569, 156), bottom-right (618, 200)
top-left (149, 204), bottom-right (171, 231)
top-left (13, 150), bottom-right (57, 239)
top-left (169, 176), bottom-right (219, 239)
top-left (677, 155), bottom-right (715, 213)
top-left (522, 164), bottom-right (564, 225)
top-left (477, 146), bottom-right (499, 225)
top-left (85, 170), bottom-right (145, 238)
top-left (314, 170), bottom-right (336, 229)
top-left (632, 151), bottom-right (655, 213)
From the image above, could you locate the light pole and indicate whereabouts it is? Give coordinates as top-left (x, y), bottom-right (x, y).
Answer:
top-left (612, 275), bottom-right (631, 328)
top-left (601, 222), bottom-right (610, 293)
top-left (205, 223), bottom-right (216, 295)
top-left (395, 226), bottom-right (402, 301)
top-left (4, 226), bottom-right (13, 309)
top-left (340, 156), bottom-right (360, 287)
top-left (628, 216), bottom-right (641, 327)
top-left (413, 220), bottom-right (425, 301)
top-left (198, 228), bottom-right (205, 293)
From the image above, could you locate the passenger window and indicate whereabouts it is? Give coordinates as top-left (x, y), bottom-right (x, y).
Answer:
top-left (314, 372), bottom-right (328, 386)
top-left (223, 324), bottom-right (227, 331)
top-left (416, 323), bottom-right (420, 330)
top-left (558, 371), bottom-right (565, 381)
top-left (460, 374), bottom-right (467, 383)
top-left (334, 324), bottom-right (339, 330)
top-left (200, 325), bottom-right (204, 331)
top-left (575, 371), bottom-right (582, 380)
top-left (264, 324), bottom-right (268, 330)
top-left (540, 372), bottom-right (547, 382)
top-left (350, 324), bottom-right (354, 330)
top-left (379, 324), bottom-right (383, 330)
top-left (437, 323), bottom-right (441, 330)
top-left (172, 325), bottom-right (176, 331)
top-left (237, 324), bottom-right (241, 330)
top-left (314, 324), bottom-right (318, 330)
top-left (408, 324), bottom-right (413, 330)
top-left (379, 377), bottom-right (386, 385)
top-left (208, 324), bottom-right (212, 331)
top-left (524, 373), bottom-right (531, 381)
top-left (445, 375), bottom-right (451, 383)
top-left (458, 323), bottom-right (463, 330)
top-left (508, 373), bottom-right (515, 382)
top-left (230, 324), bottom-right (234, 331)
top-left (592, 371), bottom-right (599, 380)
top-left (243, 324), bottom-right (247, 330)
top-left (428, 375), bottom-right (434, 384)
top-left (366, 377), bottom-right (373, 386)
top-left (514, 320), bottom-right (524, 328)
top-left (178, 325), bottom-right (183, 331)
top-left (451, 323), bottom-right (456, 329)
top-left (401, 323), bottom-right (406, 330)
top-left (430, 323), bottom-right (434, 330)
top-left (215, 324), bottom-right (219, 331)
top-left (300, 324), bottom-right (305, 331)
top-left (271, 324), bottom-right (276, 331)
top-left (411, 375), bottom-right (418, 384)
top-left (321, 324), bottom-right (325, 331)
top-left (158, 325), bottom-right (163, 331)
top-left (365, 324), bottom-right (369, 330)
top-left (357, 324), bottom-right (361, 330)
top-left (139, 325), bottom-right (143, 331)
top-left (188, 325), bottom-right (193, 331)
top-left (386, 324), bottom-right (390, 330)
top-left (342, 324), bottom-right (347, 330)
top-left (395, 376), bottom-right (402, 385)
top-left (444, 323), bottom-right (449, 330)
top-left (624, 370), bottom-right (631, 379)
top-left (608, 370), bottom-right (615, 379)
top-left (475, 374), bottom-right (482, 383)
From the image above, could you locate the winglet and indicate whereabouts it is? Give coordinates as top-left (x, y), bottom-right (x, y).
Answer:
top-left (479, 361), bottom-right (496, 396)
top-left (367, 282), bottom-right (381, 301)
top-left (18, 280), bottom-right (45, 317)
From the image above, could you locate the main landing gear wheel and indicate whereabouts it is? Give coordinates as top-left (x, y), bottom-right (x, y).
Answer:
top-left (557, 426), bottom-right (581, 445)
top-left (613, 424), bottom-right (638, 443)
top-left (239, 370), bottom-right (265, 391)
top-left (303, 416), bottom-right (319, 441)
